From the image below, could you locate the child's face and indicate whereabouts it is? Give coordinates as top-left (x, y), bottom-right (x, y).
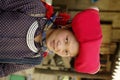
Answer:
top-left (46, 29), bottom-right (79, 57)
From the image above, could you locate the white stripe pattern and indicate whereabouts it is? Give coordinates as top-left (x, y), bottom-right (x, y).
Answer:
top-left (112, 49), bottom-right (120, 80)
top-left (26, 21), bottom-right (39, 53)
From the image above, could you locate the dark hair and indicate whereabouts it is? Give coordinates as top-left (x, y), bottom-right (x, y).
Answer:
top-left (67, 27), bottom-right (73, 32)
top-left (70, 57), bottom-right (75, 68)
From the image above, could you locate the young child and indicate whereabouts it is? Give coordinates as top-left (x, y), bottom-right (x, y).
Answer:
top-left (0, 0), bottom-right (102, 77)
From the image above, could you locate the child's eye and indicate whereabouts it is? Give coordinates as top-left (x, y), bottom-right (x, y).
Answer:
top-left (65, 37), bottom-right (68, 44)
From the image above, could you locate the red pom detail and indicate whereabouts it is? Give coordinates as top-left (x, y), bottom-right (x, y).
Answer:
top-left (55, 12), bottom-right (70, 26)
top-left (42, 1), bottom-right (54, 19)
top-left (43, 52), bottom-right (48, 57)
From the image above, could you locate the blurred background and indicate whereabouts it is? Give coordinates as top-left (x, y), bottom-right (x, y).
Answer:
top-left (1, 0), bottom-right (120, 80)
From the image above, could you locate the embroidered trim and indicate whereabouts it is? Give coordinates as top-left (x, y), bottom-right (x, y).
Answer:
top-left (29, 13), bottom-right (45, 17)
top-left (26, 21), bottom-right (39, 53)
top-left (26, 12), bottom-right (58, 53)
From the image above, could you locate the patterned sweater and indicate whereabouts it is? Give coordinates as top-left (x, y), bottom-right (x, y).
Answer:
top-left (0, 0), bottom-right (46, 77)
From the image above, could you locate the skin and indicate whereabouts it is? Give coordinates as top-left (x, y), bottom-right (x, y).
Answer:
top-left (45, 29), bottom-right (79, 57)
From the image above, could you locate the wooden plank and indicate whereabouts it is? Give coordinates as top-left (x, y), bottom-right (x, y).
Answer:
top-left (35, 68), bottom-right (111, 79)
top-left (100, 43), bottom-right (117, 54)
top-left (101, 24), bottom-right (112, 43)
top-left (112, 15), bottom-right (120, 28)
top-left (112, 29), bottom-right (120, 42)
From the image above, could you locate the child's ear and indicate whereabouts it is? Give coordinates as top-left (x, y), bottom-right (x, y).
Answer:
top-left (61, 24), bottom-right (72, 29)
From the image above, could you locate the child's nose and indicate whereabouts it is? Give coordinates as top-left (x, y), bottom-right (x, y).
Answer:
top-left (55, 40), bottom-right (65, 53)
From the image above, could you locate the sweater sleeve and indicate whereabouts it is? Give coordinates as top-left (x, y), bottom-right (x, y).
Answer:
top-left (0, 0), bottom-right (2, 14)
top-left (0, 0), bottom-right (46, 17)
top-left (0, 63), bottom-right (34, 77)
